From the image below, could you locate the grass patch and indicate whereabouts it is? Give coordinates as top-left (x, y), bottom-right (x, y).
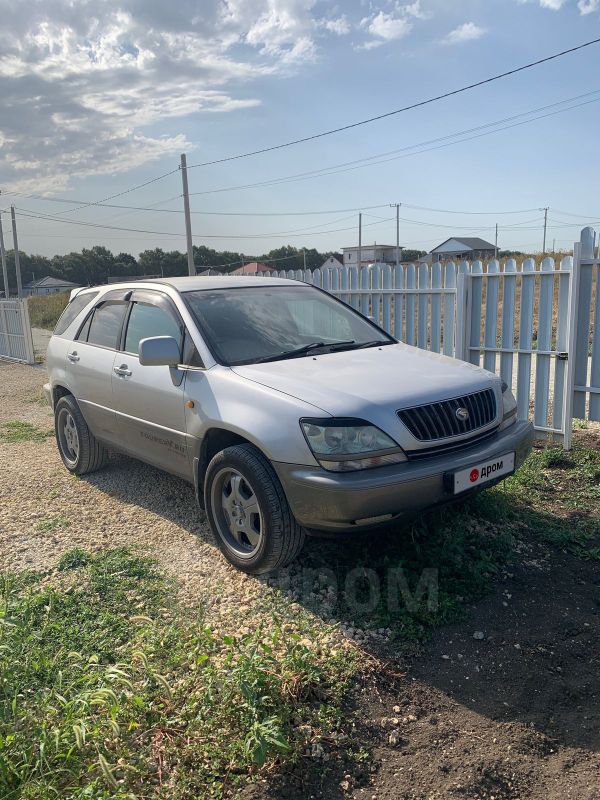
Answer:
top-left (294, 499), bottom-right (514, 640)
top-left (27, 292), bottom-right (69, 330)
top-left (0, 548), bottom-right (358, 799)
top-left (284, 444), bottom-right (600, 638)
top-left (0, 421), bottom-right (54, 444)
top-left (497, 444), bottom-right (600, 555)
top-left (34, 515), bottom-right (71, 532)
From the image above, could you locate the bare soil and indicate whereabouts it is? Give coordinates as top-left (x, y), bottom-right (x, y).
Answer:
top-left (240, 532), bottom-right (600, 800)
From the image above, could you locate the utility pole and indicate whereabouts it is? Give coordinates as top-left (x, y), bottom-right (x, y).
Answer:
top-left (0, 211), bottom-right (8, 298)
top-left (541, 207), bottom-right (549, 255)
top-left (552, 238), bottom-right (556, 253)
top-left (358, 213), bottom-right (362, 270)
top-left (180, 153), bottom-right (195, 276)
top-left (390, 203), bottom-right (401, 267)
top-left (10, 206), bottom-right (23, 298)
top-left (303, 248), bottom-right (306, 271)
top-left (494, 223), bottom-right (498, 259)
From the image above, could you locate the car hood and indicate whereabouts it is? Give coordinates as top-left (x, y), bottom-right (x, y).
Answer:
top-left (232, 343), bottom-right (500, 419)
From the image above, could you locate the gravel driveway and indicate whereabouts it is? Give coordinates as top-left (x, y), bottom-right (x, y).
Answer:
top-left (0, 361), bottom-right (261, 622)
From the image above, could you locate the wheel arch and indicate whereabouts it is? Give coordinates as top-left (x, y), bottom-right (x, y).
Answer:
top-left (53, 384), bottom-right (73, 407)
top-left (194, 427), bottom-right (271, 508)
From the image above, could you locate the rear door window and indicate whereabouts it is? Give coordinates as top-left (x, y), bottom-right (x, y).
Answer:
top-left (82, 302), bottom-right (127, 349)
top-left (54, 292), bottom-right (98, 336)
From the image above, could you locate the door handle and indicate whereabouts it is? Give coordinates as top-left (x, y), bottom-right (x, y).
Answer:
top-left (114, 364), bottom-right (132, 377)
top-left (67, 351), bottom-right (80, 362)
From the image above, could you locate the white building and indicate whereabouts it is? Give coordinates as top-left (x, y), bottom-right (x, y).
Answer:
top-left (320, 255), bottom-right (344, 270)
top-left (341, 244), bottom-right (401, 268)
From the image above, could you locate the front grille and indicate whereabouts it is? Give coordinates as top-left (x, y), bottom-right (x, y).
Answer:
top-left (398, 388), bottom-right (497, 442)
top-left (405, 429), bottom-right (498, 460)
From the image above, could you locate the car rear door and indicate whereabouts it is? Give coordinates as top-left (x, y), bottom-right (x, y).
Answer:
top-left (111, 289), bottom-right (191, 478)
top-left (64, 292), bottom-right (129, 447)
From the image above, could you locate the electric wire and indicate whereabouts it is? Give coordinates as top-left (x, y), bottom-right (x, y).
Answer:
top-left (186, 93), bottom-right (600, 197)
top-left (185, 37), bottom-right (600, 169)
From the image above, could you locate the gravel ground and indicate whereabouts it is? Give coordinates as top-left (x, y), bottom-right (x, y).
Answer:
top-left (0, 361), bottom-right (262, 622)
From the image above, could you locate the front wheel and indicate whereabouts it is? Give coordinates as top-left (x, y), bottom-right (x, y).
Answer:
top-left (204, 444), bottom-right (305, 574)
top-left (54, 395), bottom-right (108, 475)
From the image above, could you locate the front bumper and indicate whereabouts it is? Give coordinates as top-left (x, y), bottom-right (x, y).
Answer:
top-left (273, 421), bottom-right (534, 532)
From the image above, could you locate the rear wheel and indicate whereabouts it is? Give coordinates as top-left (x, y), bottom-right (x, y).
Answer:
top-left (204, 444), bottom-right (305, 574)
top-left (54, 395), bottom-right (108, 475)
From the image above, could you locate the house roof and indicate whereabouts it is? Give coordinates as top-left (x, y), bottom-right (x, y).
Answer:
top-left (431, 237), bottom-right (496, 254)
top-left (230, 262), bottom-right (271, 275)
top-left (24, 275), bottom-right (81, 289)
top-left (322, 255), bottom-right (344, 267)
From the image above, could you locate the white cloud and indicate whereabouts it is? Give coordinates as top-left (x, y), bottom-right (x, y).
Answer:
top-left (442, 22), bottom-right (486, 45)
top-left (365, 10), bottom-right (413, 40)
top-left (578, 0), bottom-right (600, 13)
top-left (515, 0), bottom-right (566, 8)
top-left (358, 1), bottom-right (429, 50)
top-left (319, 16), bottom-right (351, 35)
top-left (0, 0), bottom-right (346, 194)
top-left (403, 1), bottom-right (431, 20)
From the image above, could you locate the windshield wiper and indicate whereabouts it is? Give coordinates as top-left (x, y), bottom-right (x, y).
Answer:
top-left (255, 340), bottom-right (355, 363)
top-left (351, 340), bottom-right (391, 350)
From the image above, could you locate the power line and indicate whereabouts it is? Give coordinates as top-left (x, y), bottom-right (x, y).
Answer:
top-left (0, 189), bottom-right (546, 217)
top-left (186, 37), bottom-right (600, 170)
top-left (7, 205), bottom-right (393, 241)
top-left (52, 168), bottom-right (180, 216)
top-left (185, 92), bottom-right (600, 198)
top-left (4, 90), bottom-right (597, 222)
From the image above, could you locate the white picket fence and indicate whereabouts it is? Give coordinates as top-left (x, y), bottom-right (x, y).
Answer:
top-left (257, 228), bottom-right (599, 448)
top-left (0, 298), bottom-right (35, 364)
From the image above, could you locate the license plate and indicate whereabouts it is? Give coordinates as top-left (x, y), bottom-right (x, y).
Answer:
top-left (452, 452), bottom-right (515, 494)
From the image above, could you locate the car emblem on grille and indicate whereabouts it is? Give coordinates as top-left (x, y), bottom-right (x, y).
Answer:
top-left (456, 407), bottom-right (470, 421)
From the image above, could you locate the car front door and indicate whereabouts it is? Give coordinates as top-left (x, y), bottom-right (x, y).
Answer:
top-left (111, 290), bottom-right (191, 478)
top-left (64, 293), bottom-right (129, 447)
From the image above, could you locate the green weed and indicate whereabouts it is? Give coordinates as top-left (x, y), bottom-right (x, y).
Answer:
top-left (0, 421), bottom-right (54, 444)
top-left (0, 548), bottom-right (358, 800)
top-left (34, 516), bottom-right (71, 532)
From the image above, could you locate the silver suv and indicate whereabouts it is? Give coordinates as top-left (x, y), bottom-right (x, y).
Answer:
top-left (44, 276), bottom-right (533, 574)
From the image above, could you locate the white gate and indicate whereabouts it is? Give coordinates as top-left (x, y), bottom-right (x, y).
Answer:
top-left (259, 226), bottom-right (599, 450)
top-left (0, 299), bottom-right (35, 364)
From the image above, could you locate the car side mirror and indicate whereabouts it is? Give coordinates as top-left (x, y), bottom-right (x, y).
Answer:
top-left (138, 336), bottom-right (180, 367)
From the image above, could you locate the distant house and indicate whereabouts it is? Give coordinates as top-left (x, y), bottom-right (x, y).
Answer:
top-left (23, 276), bottom-right (81, 296)
top-left (342, 244), bottom-right (402, 268)
top-left (429, 237), bottom-right (497, 262)
top-left (230, 262), bottom-right (271, 275)
top-left (321, 255), bottom-right (344, 270)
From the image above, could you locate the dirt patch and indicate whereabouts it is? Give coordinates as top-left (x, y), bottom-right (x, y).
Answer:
top-left (245, 541), bottom-right (600, 800)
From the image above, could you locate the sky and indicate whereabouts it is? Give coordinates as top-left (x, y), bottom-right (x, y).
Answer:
top-left (1, 0), bottom-right (600, 260)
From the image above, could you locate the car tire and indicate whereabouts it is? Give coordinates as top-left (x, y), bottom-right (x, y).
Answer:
top-left (204, 443), bottom-right (305, 574)
top-left (54, 394), bottom-right (108, 475)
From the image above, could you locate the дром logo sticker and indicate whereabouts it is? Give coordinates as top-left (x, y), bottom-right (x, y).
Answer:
top-left (469, 468), bottom-right (480, 483)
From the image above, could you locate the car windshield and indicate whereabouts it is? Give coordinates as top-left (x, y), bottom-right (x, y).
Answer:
top-left (185, 285), bottom-right (394, 366)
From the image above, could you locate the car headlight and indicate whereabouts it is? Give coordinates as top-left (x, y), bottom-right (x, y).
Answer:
top-left (499, 381), bottom-right (517, 430)
top-left (300, 418), bottom-right (407, 472)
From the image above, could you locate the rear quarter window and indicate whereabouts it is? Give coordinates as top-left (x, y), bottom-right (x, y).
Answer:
top-left (54, 292), bottom-right (99, 336)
